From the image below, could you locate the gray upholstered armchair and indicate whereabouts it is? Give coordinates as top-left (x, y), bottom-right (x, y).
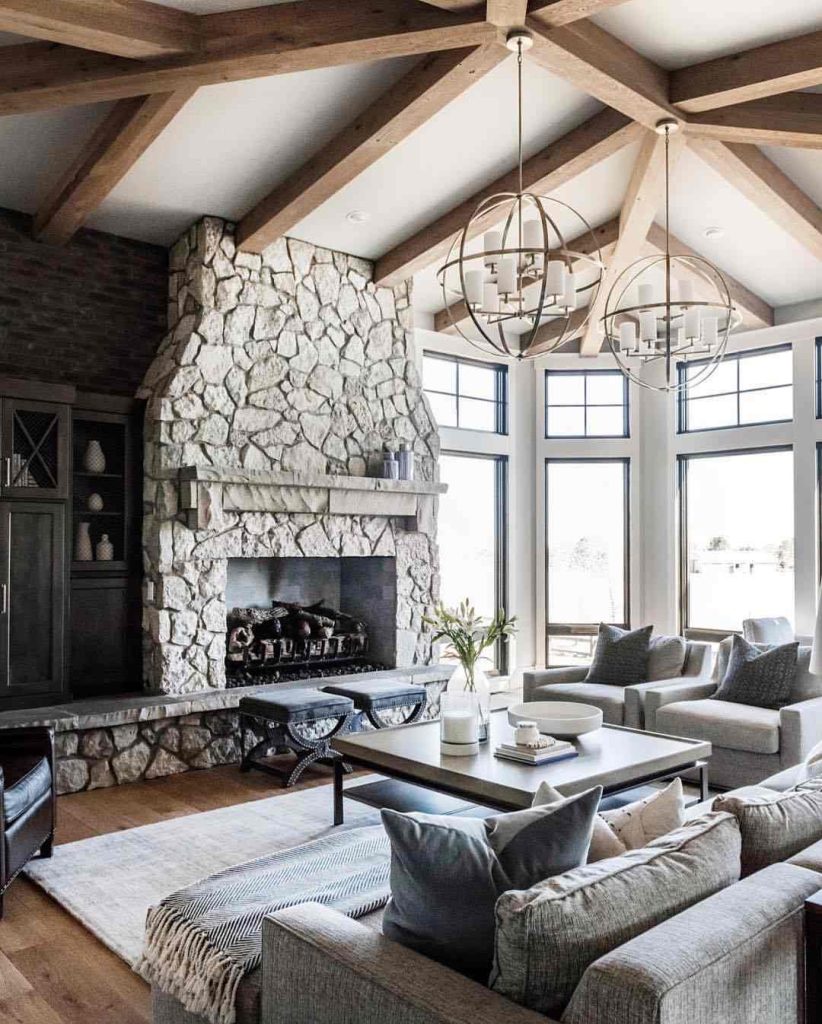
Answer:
top-left (522, 637), bottom-right (712, 730)
top-left (644, 639), bottom-right (822, 789)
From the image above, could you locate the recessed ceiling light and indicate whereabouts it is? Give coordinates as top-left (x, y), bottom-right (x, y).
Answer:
top-left (346, 210), bottom-right (370, 224)
top-left (704, 226), bottom-right (724, 240)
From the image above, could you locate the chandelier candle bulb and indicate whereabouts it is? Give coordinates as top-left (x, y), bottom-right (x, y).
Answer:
top-left (620, 321), bottom-right (637, 352)
top-left (560, 272), bottom-right (577, 312)
top-left (677, 279), bottom-right (695, 304)
top-left (484, 230), bottom-right (501, 267)
top-left (684, 306), bottom-right (700, 340)
top-left (546, 260), bottom-right (565, 298)
top-left (638, 282), bottom-right (656, 308)
top-left (483, 281), bottom-right (499, 314)
top-left (640, 309), bottom-right (657, 343)
top-left (703, 317), bottom-right (719, 346)
top-left (498, 258), bottom-right (516, 296)
top-left (464, 270), bottom-right (484, 308)
top-left (523, 219), bottom-right (542, 250)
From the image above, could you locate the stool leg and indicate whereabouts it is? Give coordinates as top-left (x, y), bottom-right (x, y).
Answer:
top-left (239, 713), bottom-right (250, 772)
top-left (333, 757), bottom-right (345, 826)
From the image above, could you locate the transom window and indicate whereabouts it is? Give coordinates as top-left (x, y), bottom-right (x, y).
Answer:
top-left (423, 352), bottom-right (507, 434)
top-left (678, 345), bottom-right (792, 433)
top-left (545, 370), bottom-right (628, 438)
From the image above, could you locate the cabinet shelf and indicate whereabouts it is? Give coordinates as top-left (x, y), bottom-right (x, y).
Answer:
top-left (73, 510), bottom-right (123, 517)
top-left (74, 471), bottom-right (123, 479)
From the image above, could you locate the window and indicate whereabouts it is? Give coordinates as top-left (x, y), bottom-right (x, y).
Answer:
top-left (545, 370), bottom-right (628, 438)
top-left (679, 447), bottom-right (794, 635)
top-left (816, 338), bottom-right (822, 418)
top-left (678, 346), bottom-right (792, 433)
top-left (438, 452), bottom-right (508, 671)
top-left (545, 459), bottom-right (629, 665)
top-left (423, 352), bottom-right (507, 433)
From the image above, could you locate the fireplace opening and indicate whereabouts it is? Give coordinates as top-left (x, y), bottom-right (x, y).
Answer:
top-left (224, 556), bottom-right (397, 687)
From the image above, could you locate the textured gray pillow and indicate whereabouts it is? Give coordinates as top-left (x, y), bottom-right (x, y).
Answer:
top-left (713, 635), bottom-right (798, 709)
top-left (490, 812), bottom-right (741, 1017)
top-left (381, 787), bottom-right (601, 979)
top-left (647, 634), bottom-right (687, 680)
top-left (585, 623), bottom-right (653, 686)
top-left (714, 786), bottom-right (822, 875)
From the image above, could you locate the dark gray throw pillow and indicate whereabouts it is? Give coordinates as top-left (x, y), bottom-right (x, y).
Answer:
top-left (713, 635), bottom-right (798, 709)
top-left (585, 623), bottom-right (653, 686)
top-left (381, 787), bottom-right (601, 979)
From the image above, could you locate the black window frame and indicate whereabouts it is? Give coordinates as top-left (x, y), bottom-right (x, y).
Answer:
top-left (678, 444), bottom-right (794, 643)
top-left (676, 343), bottom-right (793, 434)
top-left (815, 338), bottom-right (822, 419)
top-left (440, 449), bottom-right (509, 674)
top-left (423, 351), bottom-right (508, 435)
top-left (544, 368), bottom-right (630, 439)
top-left (544, 456), bottom-right (631, 666)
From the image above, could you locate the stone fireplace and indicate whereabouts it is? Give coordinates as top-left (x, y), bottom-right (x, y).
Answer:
top-left (138, 216), bottom-right (443, 697)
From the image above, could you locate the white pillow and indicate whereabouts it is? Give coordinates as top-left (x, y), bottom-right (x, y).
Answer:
top-left (533, 778), bottom-right (685, 862)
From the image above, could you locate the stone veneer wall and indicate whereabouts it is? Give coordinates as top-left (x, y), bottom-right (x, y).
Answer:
top-left (139, 217), bottom-right (440, 695)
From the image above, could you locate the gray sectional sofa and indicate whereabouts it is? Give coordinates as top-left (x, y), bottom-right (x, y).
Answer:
top-left (152, 760), bottom-right (822, 1024)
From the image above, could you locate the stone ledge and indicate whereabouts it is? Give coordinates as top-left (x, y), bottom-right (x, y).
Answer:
top-left (0, 665), bottom-right (453, 733)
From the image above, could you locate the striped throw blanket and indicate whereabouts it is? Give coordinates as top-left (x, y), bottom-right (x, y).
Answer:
top-left (137, 825), bottom-right (391, 1024)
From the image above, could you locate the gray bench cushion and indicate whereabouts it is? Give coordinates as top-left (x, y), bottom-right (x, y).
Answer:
top-left (655, 698), bottom-right (780, 754)
top-left (530, 682), bottom-right (626, 726)
top-left (239, 688), bottom-right (354, 724)
top-left (322, 680), bottom-right (426, 711)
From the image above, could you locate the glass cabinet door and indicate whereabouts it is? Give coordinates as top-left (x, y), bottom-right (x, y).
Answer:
top-left (1, 399), bottom-right (69, 500)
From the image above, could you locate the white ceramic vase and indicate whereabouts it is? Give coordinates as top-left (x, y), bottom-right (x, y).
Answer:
top-left (87, 492), bottom-right (104, 511)
top-left (83, 440), bottom-right (106, 474)
top-left (96, 533), bottom-right (114, 561)
top-left (447, 662), bottom-right (490, 742)
top-left (75, 522), bottom-right (93, 561)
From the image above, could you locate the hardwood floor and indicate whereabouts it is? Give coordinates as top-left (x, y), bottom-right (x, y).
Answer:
top-left (0, 761), bottom-right (338, 1024)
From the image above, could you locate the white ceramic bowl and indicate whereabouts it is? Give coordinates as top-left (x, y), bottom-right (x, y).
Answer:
top-left (507, 701), bottom-right (603, 739)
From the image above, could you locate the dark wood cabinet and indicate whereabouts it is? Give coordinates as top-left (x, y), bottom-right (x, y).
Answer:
top-left (1, 398), bottom-right (70, 500)
top-left (0, 502), bottom-right (66, 706)
top-left (70, 575), bottom-right (141, 697)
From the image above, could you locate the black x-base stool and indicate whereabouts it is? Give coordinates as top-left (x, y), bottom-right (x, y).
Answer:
top-left (238, 688), bottom-right (355, 787)
top-left (320, 679), bottom-right (427, 730)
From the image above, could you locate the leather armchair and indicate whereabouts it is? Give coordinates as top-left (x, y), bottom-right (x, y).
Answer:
top-left (0, 727), bottom-right (55, 917)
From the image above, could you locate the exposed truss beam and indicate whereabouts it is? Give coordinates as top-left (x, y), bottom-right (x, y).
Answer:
top-left (685, 93), bottom-right (822, 150)
top-left (580, 127), bottom-right (682, 355)
top-left (237, 43), bottom-right (507, 254)
top-left (433, 217), bottom-right (619, 332)
top-left (671, 29), bottom-right (822, 113)
top-left (530, 0), bottom-right (634, 27)
top-left (526, 18), bottom-right (676, 128)
top-left (375, 107), bottom-right (641, 287)
top-left (689, 138), bottom-right (822, 263)
top-left (486, 0), bottom-right (528, 27)
top-left (33, 88), bottom-right (195, 245)
top-left (0, 0), bottom-right (197, 58)
top-left (529, 307), bottom-right (588, 356)
top-left (0, 0), bottom-right (494, 116)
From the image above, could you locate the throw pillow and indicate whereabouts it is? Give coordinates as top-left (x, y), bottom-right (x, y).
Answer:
top-left (380, 786), bottom-right (601, 979)
top-left (647, 634), bottom-right (687, 680)
top-left (585, 623), bottom-right (653, 686)
top-left (713, 786), bottom-right (822, 875)
top-left (713, 635), bottom-right (798, 709)
top-left (490, 812), bottom-right (742, 1017)
top-left (533, 779), bottom-right (685, 862)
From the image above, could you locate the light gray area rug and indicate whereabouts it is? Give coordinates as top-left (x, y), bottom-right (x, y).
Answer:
top-left (24, 778), bottom-right (380, 967)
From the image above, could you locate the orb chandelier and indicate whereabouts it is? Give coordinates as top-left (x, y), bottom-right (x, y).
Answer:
top-left (436, 29), bottom-right (604, 360)
top-left (601, 119), bottom-right (741, 392)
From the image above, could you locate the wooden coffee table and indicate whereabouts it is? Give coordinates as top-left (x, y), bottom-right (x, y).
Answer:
top-left (330, 707), bottom-right (711, 825)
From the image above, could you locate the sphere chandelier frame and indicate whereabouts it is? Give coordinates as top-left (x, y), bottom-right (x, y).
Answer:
top-left (436, 29), bottom-right (605, 360)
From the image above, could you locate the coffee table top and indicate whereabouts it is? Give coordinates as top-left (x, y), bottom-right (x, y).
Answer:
top-left (333, 708), bottom-right (711, 809)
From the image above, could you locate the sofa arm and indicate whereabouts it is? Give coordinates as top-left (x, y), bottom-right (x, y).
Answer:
top-left (642, 679), bottom-right (717, 733)
top-left (563, 862), bottom-right (822, 1024)
top-left (780, 695), bottom-right (822, 766)
top-left (523, 667), bottom-right (588, 702)
top-left (261, 904), bottom-right (552, 1024)
top-left (623, 679), bottom-right (689, 731)
top-left (681, 642), bottom-right (712, 682)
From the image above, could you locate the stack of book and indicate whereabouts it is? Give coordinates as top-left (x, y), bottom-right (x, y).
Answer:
top-left (494, 738), bottom-right (578, 766)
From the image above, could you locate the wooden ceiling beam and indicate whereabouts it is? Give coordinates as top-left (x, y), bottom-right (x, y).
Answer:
top-left (671, 29), bottom-right (822, 113)
top-left (526, 18), bottom-right (677, 128)
top-left (375, 107), bottom-right (641, 287)
top-left (236, 43), bottom-right (508, 254)
top-left (689, 138), bottom-right (822, 263)
top-left (422, 0), bottom-right (632, 23)
top-left (580, 127), bottom-right (682, 354)
top-left (33, 88), bottom-right (195, 245)
top-left (486, 0), bottom-right (528, 27)
top-left (685, 93), bottom-right (822, 150)
top-left (0, 0), bottom-right (197, 59)
top-left (0, 0), bottom-right (495, 116)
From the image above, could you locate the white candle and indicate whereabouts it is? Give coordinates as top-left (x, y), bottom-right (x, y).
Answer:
top-left (483, 281), bottom-right (499, 314)
top-left (561, 272), bottom-right (576, 311)
top-left (546, 260), bottom-right (565, 298)
top-left (702, 316), bottom-right (718, 347)
top-left (464, 269), bottom-right (484, 307)
top-left (484, 230), bottom-right (501, 267)
top-left (497, 257), bottom-right (516, 295)
top-left (684, 306), bottom-right (700, 339)
top-left (640, 309), bottom-right (657, 343)
top-left (442, 711), bottom-right (479, 745)
top-left (619, 321), bottom-right (637, 352)
top-left (638, 282), bottom-right (656, 308)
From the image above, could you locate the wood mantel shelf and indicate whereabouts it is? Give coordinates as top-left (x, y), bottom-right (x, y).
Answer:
top-left (164, 466), bottom-right (447, 530)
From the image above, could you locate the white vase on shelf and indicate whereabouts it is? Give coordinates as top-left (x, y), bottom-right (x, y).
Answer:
top-left (83, 440), bottom-right (106, 474)
top-left (87, 492), bottom-right (104, 511)
top-left (96, 534), bottom-right (114, 561)
top-left (75, 522), bottom-right (93, 561)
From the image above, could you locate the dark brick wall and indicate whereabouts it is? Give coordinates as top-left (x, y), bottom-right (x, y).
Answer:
top-left (0, 207), bottom-right (167, 396)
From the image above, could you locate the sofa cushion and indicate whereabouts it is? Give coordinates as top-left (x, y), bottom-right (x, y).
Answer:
top-left (788, 837), bottom-right (822, 872)
top-left (2, 754), bottom-right (52, 825)
top-left (655, 698), bottom-right (780, 755)
top-left (714, 786), bottom-right (822, 875)
top-left (530, 682), bottom-right (626, 726)
top-left (713, 635), bottom-right (798, 709)
top-left (381, 787), bottom-right (601, 979)
top-left (490, 812), bottom-right (741, 1018)
top-left (585, 623), bottom-right (653, 686)
top-left (647, 634), bottom-right (687, 681)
